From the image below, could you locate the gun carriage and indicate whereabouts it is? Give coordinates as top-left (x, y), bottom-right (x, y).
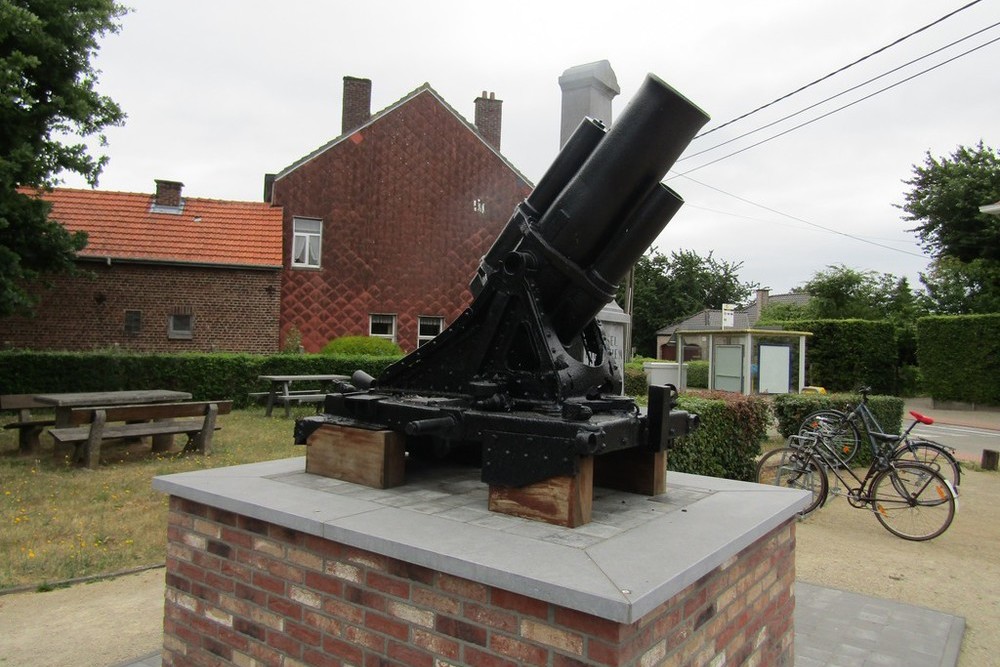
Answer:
top-left (296, 74), bottom-right (709, 524)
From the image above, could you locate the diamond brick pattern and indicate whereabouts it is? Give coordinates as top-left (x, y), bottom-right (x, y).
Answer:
top-left (273, 87), bottom-right (532, 352)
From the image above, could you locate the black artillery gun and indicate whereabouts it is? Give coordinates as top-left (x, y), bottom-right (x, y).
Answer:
top-left (296, 74), bottom-right (709, 491)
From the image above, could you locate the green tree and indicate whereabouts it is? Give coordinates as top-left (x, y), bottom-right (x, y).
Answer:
top-left (919, 256), bottom-right (1000, 315)
top-left (899, 142), bottom-right (1000, 263)
top-left (623, 249), bottom-right (756, 357)
top-left (0, 0), bottom-right (127, 316)
top-left (802, 265), bottom-right (923, 322)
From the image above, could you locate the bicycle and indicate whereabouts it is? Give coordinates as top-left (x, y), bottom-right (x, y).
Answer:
top-left (797, 387), bottom-right (961, 492)
top-left (756, 429), bottom-right (957, 541)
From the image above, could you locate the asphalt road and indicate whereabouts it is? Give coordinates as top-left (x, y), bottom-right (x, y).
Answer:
top-left (911, 421), bottom-right (1000, 462)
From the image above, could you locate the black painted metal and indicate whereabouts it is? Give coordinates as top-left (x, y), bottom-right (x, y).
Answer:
top-left (296, 74), bottom-right (708, 489)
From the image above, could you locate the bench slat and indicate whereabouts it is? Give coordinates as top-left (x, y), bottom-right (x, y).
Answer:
top-left (3, 419), bottom-right (56, 430)
top-left (50, 420), bottom-right (213, 444)
top-left (0, 394), bottom-right (51, 411)
top-left (65, 400), bottom-right (233, 425)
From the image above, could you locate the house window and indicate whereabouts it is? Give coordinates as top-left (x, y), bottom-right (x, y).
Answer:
top-left (369, 314), bottom-right (396, 343)
top-left (292, 217), bottom-right (322, 268)
top-left (124, 310), bottom-right (142, 337)
top-left (418, 316), bottom-right (444, 346)
top-left (168, 313), bottom-right (194, 340)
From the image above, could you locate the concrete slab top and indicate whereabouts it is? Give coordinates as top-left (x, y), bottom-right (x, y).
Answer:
top-left (154, 457), bottom-right (808, 623)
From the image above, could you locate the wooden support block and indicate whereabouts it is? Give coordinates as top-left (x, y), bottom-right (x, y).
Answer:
top-left (306, 424), bottom-right (406, 489)
top-left (488, 457), bottom-right (593, 528)
top-left (594, 449), bottom-right (667, 496)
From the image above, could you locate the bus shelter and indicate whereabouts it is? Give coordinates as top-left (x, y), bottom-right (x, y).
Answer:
top-left (674, 328), bottom-right (812, 395)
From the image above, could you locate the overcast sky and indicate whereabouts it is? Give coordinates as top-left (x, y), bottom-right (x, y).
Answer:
top-left (60, 0), bottom-right (999, 295)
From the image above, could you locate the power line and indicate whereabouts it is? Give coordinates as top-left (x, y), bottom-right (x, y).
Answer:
top-left (678, 175), bottom-right (930, 259)
top-left (680, 21), bottom-right (1000, 162)
top-left (695, 0), bottom-right (985, 138)
top-left (670, 34), bottom-right (1000, 177)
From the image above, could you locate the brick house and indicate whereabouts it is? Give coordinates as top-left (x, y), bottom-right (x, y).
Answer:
top-left (268, 77), bottom-right (532, 353)
top-left (0, 181), bottom-right (283, 353)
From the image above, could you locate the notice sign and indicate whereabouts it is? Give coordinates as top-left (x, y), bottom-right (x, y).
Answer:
top-left (722, 303), bottom-right (735, 329)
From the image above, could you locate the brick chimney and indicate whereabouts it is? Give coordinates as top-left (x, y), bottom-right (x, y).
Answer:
top-left (474, 91), bottom-right (502, 150)
top-left (558, 60), bottom-right (620, 147)
top-left (154, 179), bottom-right (183, 207)
top-left (342, 76), bottom-right (372, 134)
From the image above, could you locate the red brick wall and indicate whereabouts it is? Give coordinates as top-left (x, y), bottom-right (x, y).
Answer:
top-left (0, 262), bottom-right (280, 353)
top-left (163, 496), bottom-right (795, 666)
top-left (272, 89), bottom-right (531, 353)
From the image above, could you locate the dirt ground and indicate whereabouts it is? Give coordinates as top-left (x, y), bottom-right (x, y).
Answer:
top-left (0, 468), bottom-right (997, 667)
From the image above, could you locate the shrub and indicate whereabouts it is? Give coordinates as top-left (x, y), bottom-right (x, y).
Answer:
top-left (669, 392), bottom-right (771, 481)
top-left (686, 360), bottom-right (709, 388)
top-left (321, 336), bottom-right (403, 356)
top-left (623, 366), bottom-right (648, 397)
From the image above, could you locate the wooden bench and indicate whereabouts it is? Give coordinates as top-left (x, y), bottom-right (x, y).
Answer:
top-left (48, 400), bottom-right (232, 468)
top-left (1, 394), bottom-right (56, 455)
top-left (249, 389), bottom-right (327, 416)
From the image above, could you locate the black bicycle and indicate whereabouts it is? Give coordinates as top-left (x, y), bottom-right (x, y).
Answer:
top-left (756, 428), bottom-right (957, 541)
top-left (797, 387), bottom-right (960, 492)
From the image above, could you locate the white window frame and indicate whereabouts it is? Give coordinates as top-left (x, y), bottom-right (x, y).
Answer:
top-left (417, 316), bottom-right (444, 346)
top-left (369, 314), bottom-right (396, 343)
top-left (292, 217), bottom-right (322, 268)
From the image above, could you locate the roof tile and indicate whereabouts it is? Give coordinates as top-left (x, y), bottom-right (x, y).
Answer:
top-left (22, 187), bottom-right (283, 267)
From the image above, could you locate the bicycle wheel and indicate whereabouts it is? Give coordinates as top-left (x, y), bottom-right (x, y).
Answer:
top-left (756, 447), bottom-right (828, 516)
top-left (893, 440), bottom-right (961, 493)
top-left (799, 410), bottom-right (861, 464)
top-left (871, 462), bottom-right (955, 541)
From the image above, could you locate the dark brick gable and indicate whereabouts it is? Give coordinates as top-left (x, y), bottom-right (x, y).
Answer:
top-left (273, 88), bottom-right (531, 352)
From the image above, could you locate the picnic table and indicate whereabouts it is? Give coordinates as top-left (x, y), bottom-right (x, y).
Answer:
top-left (255, 375), bottom-right (349, 418)
top-left (35, 390), bottom-right (193, 464)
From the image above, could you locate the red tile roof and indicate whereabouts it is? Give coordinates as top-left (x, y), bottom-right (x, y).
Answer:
top-left (22, 187), bottom-right (283, 268)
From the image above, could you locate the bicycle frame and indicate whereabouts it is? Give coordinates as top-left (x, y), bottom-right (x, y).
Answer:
top-left (789, 432), bottom-right (895, 510)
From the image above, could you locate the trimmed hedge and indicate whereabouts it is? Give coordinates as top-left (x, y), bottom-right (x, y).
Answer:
top-left (780, 319), bottom-right (896, 394)
top-left (917, 314), bottom-right (1000, 406)
top-left (686, 360), bottom-right (709, 389)
top-left (0, 351), bottom-right (402, 409)
top-left (670, 392), bottom-right (772, 481)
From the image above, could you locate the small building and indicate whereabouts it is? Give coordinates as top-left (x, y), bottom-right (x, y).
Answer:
top-left (269, 77), bottom-right (532, 353)
top-left (655, 288), bottom-right (811, 360)
top-left (0, 181), bottom-right (283, 352)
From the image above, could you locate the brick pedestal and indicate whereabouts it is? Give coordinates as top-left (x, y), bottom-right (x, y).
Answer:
top-left (155, 459), bottom-right (806, 666)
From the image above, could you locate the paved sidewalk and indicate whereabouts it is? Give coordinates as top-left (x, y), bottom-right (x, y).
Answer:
top-left (115, 581), bottom-right (964, 667)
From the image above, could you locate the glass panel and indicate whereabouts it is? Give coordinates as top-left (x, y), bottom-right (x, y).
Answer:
top-left (292, 235), bottom-right (306, 264)
top-left (370, 314), bottom-right (395, 337)
top-left (294, 218), bottom-right (322, 233)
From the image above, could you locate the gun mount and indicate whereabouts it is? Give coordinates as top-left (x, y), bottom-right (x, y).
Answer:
top-left (296, 74), bottom-right (708, 489)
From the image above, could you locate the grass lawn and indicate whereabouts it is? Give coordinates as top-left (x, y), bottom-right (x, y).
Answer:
top-left (0, 406), bottom-right (316, 590)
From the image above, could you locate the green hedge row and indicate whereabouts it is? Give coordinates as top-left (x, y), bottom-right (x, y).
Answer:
top-left (0, 351), bottom-right (402, 408)
top-left (670, 392), bottom-right (772, 481)
top-left (917, 314), bottom-right (1000, 406)
top-left (780, 319), bottom-right (897, 394)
